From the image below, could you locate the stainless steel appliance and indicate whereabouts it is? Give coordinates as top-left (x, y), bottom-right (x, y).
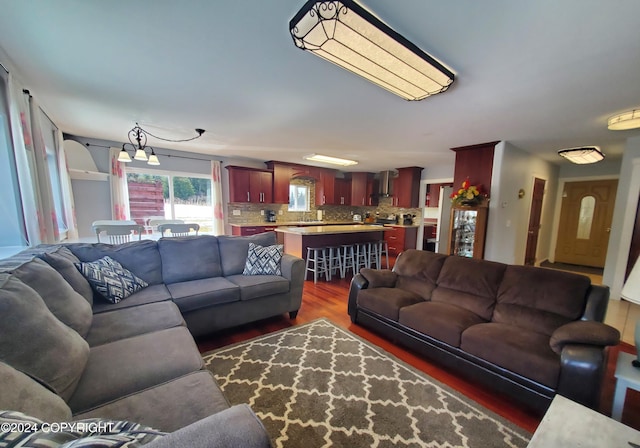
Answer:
top-left (266, 210), bottom-right (277, 222)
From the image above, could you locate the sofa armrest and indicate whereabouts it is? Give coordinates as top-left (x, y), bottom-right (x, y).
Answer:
top-left (280, 254), bottom-right (305, 314)
top-left (557, 344), bottom-right (610, 409)
top-left (348, 273), bottom-right (369, 322)
top-left (550, 321), bottom-right (620, 354)
top-left (145, 404), bottom-right (272, 448)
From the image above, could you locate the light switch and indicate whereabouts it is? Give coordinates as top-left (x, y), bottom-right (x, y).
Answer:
top-left (232, 209), bottom-right (241, 216)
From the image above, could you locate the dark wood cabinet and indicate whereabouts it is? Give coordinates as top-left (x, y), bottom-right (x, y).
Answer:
top-left (349, 172), bottom-right (378, 206)
top-left (391, 167), bottom-right (422, 208)
top-left (335, 178), bottom-right (351, 205)
top-left (226, 166), bottom-right (273, 204)
top-left (231, 225), bottom-right (278, 236)
top-left (448, 205), bottom-right (488, 259)
top-left (315, 169), bottom-right (336, 205)
top-left (268, 162), bottom-right (293, 204)
top-left (384, 225), bottom-right (418, 256)
top-left (426, 183), bottom-right (453, 208)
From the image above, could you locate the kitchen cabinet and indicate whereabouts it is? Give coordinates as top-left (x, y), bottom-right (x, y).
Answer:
top-left (425, 183), bottom-right (453, 208)
top-left (448, 205), bottom-right (488, 259)
top-left (226, 166), bottom-right (273, 203)
top-left (315, 169), bottom-right (336, 205)
top-left (391, 167), bottom-right (422, 208)
top-left (268, 162), bottom-right (293, 204)
top-left (384, 225), bottom-right (418, 257)
top-left (231, 225), bottom-right (278, 236)
top-left (334, 178), bottom-right (351, 205)
top-left (349, 172), bottom-right (378, 206)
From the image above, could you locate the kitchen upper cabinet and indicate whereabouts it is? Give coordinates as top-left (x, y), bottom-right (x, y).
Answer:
top-left (349, 172), bottom-right (377, 206)
top-left (226, 166), bottom-right (273, 203)
top-left (392, 166), bottom-right (422, 208)
top-left (315, 169), bottom-right (336, 205)
top-left (266, 161), bottom-right (293, 204)
top-left (334, 178), bottom-right (351, 205)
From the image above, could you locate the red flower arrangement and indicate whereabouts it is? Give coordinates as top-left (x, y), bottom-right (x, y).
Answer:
top-left (450, 178), bottom-right (485, 206)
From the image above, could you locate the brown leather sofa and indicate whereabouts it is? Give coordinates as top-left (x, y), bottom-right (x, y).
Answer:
top-left (348, 249), bottom-right (620, 413)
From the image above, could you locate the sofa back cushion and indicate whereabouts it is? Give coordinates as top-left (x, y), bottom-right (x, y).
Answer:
top-left (12, 258), bottom-right (93, 338)
top-left (218, 232), bottom-right (277, 276)
top-left (40, 246), bottom-right (94, 305)
top-left (432, 256), bottom-right (506, 320)
top-left (0, 274), bottom-right (89, 401)
top-left (0, 362), bottom-right (72, 422)
top-left (158, 235), bottom-right (222, 284)
top-left (393, 249), bottom-right (447, 301)
top-left (68, 240), bottom-right (163, 286)
top-left (494, 265), bottom-right (591, 335)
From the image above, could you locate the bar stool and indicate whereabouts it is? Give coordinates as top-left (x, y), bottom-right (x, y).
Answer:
top-left (305, 247), bottom-right (330, 283)
top-left (378, 240), bottom-right (390, 269)
top-left (355, 242), bottom-right (369, 272)
top-left (367, 241), bottom-right (381, 269)
top-left (340, 244), bottom-right (356, 278)
top-left (327, 246), bottom-right (343, 281)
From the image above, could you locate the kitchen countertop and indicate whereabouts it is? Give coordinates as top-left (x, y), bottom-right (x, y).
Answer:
top-left (231, 221), bottom-right (419, 228)
top-left (275, 224), bottom-right (390, 235)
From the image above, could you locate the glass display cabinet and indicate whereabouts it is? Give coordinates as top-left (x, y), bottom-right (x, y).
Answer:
top-left (448, 205), bottom-right (488, 259)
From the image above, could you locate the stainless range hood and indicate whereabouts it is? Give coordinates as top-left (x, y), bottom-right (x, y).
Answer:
top-left (378, 170), bottom-right (396, 197)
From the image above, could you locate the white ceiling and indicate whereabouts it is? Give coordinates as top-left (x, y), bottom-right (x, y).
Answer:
top-left (1, 0), bottom-right (640, 172)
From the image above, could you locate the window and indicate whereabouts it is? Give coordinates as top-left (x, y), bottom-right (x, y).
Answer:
top-left (289, 184), bottom-right (309, 211)
top-left (577, 195), bottom-right (596, 240)
top-left (126, 169), bottom-right (213, 233)
top-left (40, 111), bottom-right (67, 235)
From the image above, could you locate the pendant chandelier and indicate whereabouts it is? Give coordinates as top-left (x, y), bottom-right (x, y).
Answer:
top-left (118, 123), bottom-right (205, 166)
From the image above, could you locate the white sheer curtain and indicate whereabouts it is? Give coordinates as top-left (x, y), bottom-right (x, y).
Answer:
top-left (6, 74), bottom-right (59, 244)
top-left (109, 147), bottom-right (130, 220)
top-left (211, 160), bottom-right (225, 235)
top-left (56, 129), bottom-right (78, 240)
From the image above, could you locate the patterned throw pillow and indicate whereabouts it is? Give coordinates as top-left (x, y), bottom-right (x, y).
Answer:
top-left (75, 256), bottom-right (148, 304)
top-left (0, 410), bottom-right (165, 447)
top-left (242, 243), bottom-right (283, 276)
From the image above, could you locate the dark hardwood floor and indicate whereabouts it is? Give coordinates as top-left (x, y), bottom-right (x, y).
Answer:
top-left (196, 277), bottom-right (639, 435)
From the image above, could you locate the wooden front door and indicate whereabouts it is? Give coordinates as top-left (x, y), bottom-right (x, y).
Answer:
top-left (525, 178), bottom-right (545, 265)
top-left (555, 179), bottom-right (618, 268)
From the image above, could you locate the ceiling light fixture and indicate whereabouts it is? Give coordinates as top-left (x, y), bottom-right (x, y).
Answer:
top-left (557, 146), bottom-right (605, 164)
top-left (118, 123), bottom-right (205, 166)
top-left (303, 153), bottom-right (358, 166)
top-left (608, 109), bottom-right (640, 131)
top-left (289, 0), bottom-right (454, 101)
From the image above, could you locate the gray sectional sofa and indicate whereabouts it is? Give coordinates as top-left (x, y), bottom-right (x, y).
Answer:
top-left (0, 232), bottom-right (305, 446)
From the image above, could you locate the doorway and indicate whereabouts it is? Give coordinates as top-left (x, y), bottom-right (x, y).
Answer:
top-left (554, 179), bottom-right (618, 268)
top-left (525, 178), bottom-right (545, 266)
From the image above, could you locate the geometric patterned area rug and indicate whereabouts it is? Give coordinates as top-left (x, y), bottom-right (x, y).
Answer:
top-left (202, 318), bottom-right (531, 448)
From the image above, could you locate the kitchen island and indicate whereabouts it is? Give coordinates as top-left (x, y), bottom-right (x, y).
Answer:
top-left (275, 224), bottom-right (388, 260)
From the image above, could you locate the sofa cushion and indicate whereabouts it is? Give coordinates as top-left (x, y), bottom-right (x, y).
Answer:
top-left (12, 258), bottom-right (93, 337)
top-left (76, 256), bottom-right (149, 304)
top-left (399, 301), bottom-right (489, 347)
top-left (0, 362), bottom-right (72, 422)
top-left (87, 302), bottom-right (185, 347)
top-left (393, 249), bottom-right (447, 301)
top-left (226, 274), bottom-right (290, 301)
top-left (167, 277), bottom-right (240, 313)
top-left (68, 240), bottom-right (163, 286)
top-left (461, 322), bottom-right (560, 388)
top-left (357, 287), bottom-right (423, 321)
top-left (493, 265), bottom-right (592, 336)
top-left (67, 327), bottom-right (204, 414)
top-left (40, 246), bottom-right (94, 305)
top-left (218, 232), bottom-right (277, 276)
top-left (242, 243), bottom-right (283, 276)
top-left (158, 236), bottom-right (222, 284)
top-left (0, 273), bottom-right (89, 401)
top-left (73, 371), bottom-right (229, 432)
top-left (432, 256), bottom-right (506, 320)
top-left (92, 284), bottom-right (172, 314)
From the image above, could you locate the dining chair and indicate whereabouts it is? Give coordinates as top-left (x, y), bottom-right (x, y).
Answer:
top-left (92, 220), bottom-right (143, 244)
top-left (157, 223), bottom-right (200, 237)
top-left (147, 218), bottom-right (184, 233)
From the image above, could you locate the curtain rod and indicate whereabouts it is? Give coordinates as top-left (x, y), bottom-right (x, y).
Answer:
top-left (84, 142), bottom-right (223, 163)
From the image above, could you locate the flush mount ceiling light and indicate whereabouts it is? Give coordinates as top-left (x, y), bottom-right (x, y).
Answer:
top-left (558, 146), bottom-right (605, 164)
top-left (118, 123), bottom-right (205, 166)
top-left (289, 0), bottom-right (455, 101)
top-left (303, 153), bottom-right (358, 166)
top-left (608, 109), bottom-right (640, 130)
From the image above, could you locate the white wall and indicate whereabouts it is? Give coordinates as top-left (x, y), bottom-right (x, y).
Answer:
top-left (604, 136), bottom-right (640, 300)
top-left (485, 142), bottom-right (559, 265)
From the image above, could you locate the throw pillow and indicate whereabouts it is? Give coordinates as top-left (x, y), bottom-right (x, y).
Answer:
top-left (75, 256), bottom-right (148, 304)
top-left (0, 410), bottom-right (165, 447)
top-left (242, 243), bottom-right (283, 276)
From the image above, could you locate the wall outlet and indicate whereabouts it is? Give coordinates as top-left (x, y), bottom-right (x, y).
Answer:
top-left (279, 210), bottom-right (283, 215)
top-left (232, 209), bottom-right (241, 216)
top-left (260, 210), bottom-right (265, 215)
